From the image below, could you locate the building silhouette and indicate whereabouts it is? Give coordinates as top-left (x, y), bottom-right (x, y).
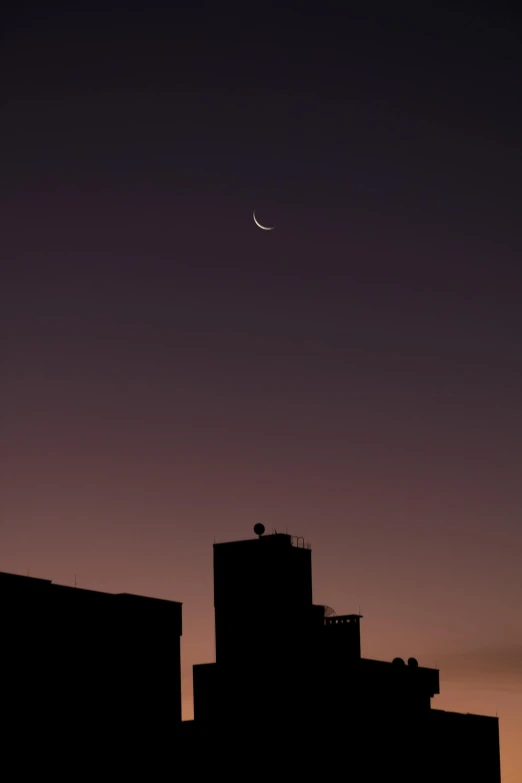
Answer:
top-left (186, 527), bottom-right (502, 781)
top-left (0, 570), bottom-right (182, 749)
top-left (1, 528), bottom-right (501, 779)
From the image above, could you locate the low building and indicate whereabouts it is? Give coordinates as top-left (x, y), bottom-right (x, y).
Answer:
top-left (0, 571), bottom-right (182, 744)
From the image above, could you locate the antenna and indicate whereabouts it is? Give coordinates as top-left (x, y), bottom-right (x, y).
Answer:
top-left (74, 574), bottom-right (77, 588)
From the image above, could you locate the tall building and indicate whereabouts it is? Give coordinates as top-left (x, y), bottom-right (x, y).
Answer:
top-left (213, 529), bottom-right (319, 663)
top-left (188, 527), bottom-right (501, 782)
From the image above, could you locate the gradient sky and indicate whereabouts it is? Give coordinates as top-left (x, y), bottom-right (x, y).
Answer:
top-left (2, 1), bottom-right (521, 778)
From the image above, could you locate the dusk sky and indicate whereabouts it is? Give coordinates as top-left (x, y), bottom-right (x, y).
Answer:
top-left (2, 1), bottom-right (521, 778)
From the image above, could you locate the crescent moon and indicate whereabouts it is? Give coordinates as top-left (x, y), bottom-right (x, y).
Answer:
top-left (253, 210), bottom-right (275, 231)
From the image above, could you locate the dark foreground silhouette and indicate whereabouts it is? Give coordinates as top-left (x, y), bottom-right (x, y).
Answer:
top-left (1, 528), bottom-right (501, 780)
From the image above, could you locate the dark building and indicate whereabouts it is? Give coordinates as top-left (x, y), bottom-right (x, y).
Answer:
top-left (1, 532), bottom-right (502, 779)
top-left (0, 571), bottom-right (182, 747)
top-left (187, 527), bottom-right (501, 782)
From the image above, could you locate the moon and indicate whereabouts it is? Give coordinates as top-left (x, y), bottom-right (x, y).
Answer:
top-left (253, 210), bottom-right (275, 231)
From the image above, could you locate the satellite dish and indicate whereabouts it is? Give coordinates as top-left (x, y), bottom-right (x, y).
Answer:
top-left (324, 605), bottom-right (337, 617)
top-left (253, 523), bottom-right (265, 537)
top-left (408, 657), bottom-right (419, 668)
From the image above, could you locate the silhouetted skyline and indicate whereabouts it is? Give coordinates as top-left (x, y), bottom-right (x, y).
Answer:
top-left (2, 2), bottom-right (521, 779)
top-left (190, 527), bottom-right (500, 781)
top-left (0, 528), bottom-right (502, 780)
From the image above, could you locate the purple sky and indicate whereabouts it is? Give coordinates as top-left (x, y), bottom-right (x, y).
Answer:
top-left (2, 2), bottom-right (521, 778)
